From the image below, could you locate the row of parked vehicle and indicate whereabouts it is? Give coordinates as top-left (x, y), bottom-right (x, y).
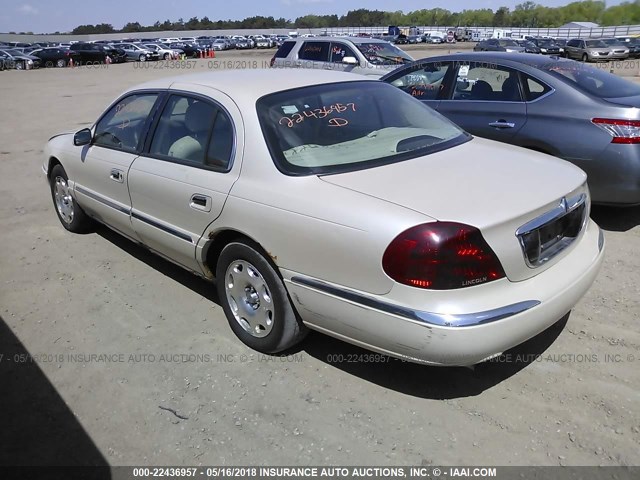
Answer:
top-left (474, 35), bottom-right (640, 61)
top-left (0, 34), bottom-right (291, 70)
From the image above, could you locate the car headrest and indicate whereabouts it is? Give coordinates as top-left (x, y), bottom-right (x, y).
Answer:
top-left (471, 80), bottom-right (493, 100)
top-left (185, 101), bottom-right (213, 134)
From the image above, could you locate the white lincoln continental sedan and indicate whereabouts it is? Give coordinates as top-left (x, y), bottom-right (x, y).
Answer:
top-left (44, 70), bottom-right (605, 366)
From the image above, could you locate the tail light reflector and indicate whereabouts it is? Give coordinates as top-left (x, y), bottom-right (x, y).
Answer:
top-left (382, 222), bottom-right (506, 290)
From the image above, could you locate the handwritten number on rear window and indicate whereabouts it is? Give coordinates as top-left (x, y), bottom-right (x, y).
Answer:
top-left (279, 103), bottom-right (356, 128)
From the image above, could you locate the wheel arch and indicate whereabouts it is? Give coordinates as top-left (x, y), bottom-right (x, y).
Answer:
top-left (202, 229), bottom-right (279, 280)
top-left (46, 156), bottom-right (62, 179)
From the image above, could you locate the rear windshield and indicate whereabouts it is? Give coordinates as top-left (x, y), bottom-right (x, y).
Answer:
top-left (257, 81), bottom-right (467, 176)
top-left (499, 39), bottom-right (518, 46)
top-left (586, 40), bottom-right (607, 48)
top-left (543, 61), bottom-right (640, 98)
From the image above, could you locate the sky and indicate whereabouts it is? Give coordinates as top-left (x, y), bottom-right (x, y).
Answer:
top-left (0, 0), bottom-right (627, 34)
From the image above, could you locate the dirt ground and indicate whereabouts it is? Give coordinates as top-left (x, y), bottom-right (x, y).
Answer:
top-left (0, 45), bottom-right (639, 468)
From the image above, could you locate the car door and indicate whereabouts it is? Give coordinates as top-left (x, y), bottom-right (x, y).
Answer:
top-left (73, 92), bottom-right (161, 240)
top-left (437, 62), bottom-right (527, 143)
top-left (127, 86), bottom-right (242, 273)
top-left (382, 60), bottom-right (455, 111)
top-left (296, 41), bottom-right (330, 71)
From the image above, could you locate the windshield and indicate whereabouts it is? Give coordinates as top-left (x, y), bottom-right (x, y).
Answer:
top-left (355, 42), bottom-right (412, 65)
top-left (586, 40), bottom-right (608, 48)
top-left (538, 39), bottom-right (556, 47)
top-left (499, 39), bottom-right (518, 47)
top-left (257, 81), bottom-right (467, 176)
top-left (544, 61), bottom-right (640, 98)
top-left (4, 49), bottom-right (22, 55)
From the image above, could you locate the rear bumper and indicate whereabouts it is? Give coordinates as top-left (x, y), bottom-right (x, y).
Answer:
top-left (284, 220), bottom-right (604, 366)
top-left (585, 143), bottom-right (640, 205)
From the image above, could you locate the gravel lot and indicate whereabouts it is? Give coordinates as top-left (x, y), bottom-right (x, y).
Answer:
top-left (1, 45), bottom-right (639, 468)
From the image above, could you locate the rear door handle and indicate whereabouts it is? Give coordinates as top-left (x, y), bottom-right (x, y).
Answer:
top-left (489, 120), bottom-right (515, 129)
top-left (190, 194), bottom-right (212, 212)
top-left (110, 169), bottom-right (124, 183)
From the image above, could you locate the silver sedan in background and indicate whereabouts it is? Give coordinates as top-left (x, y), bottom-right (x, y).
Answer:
top-left (382, 52), bottom-right (640, 205)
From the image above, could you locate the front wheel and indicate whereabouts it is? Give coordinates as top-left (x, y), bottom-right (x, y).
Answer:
top-left (56, 59), bottom-right (66, 68)
top-left (49, 164), bottom-right (93, 233)
top-left (15, 61), bottom-right (25, 70)
top-left (163, 53), bottom-right (170, 60)
top-left (582, 53), bottom-right (588, 62)
top-left (139, 54), bottom-right (146, 62)
top-left (216, 242), bottom-right (308, 353)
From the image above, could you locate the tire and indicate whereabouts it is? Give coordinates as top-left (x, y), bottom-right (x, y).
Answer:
top-left (49, 164), bottom-right (93, 233)
top-left (163, 53), bottom-right (170, 60)
top-left (15, 61), bottom-right (24, 70)
top-left (56, 59), bottom-right (66, 67)
top-left (216, 242), bottom-right (308, 353)
top-left (582, 53), bottom-right (588, 62)
top-left (139, 54), bottom-right (146, 62)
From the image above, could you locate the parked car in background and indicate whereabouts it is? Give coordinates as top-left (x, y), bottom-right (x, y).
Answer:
top-left (516, 40), bottom-right (542, 54)
top-left (43, 69), bottom-right (604, 366)
top-left (529, 38), bottom-right (562, 55)
top-left (211, 39), bottom-right (229, 51)
top-left (564, 38), bottom-right (614, 62)
top-left (617, 37), bottom-right (640, 58)
top-left (271, 37), bottom-right (413, 78)
top-left (255, 37), bottom-right (272, 49)
top-left (69, 43), bottom-right (126, 64)
top-left (30, 47), bottom-right (80, 67)
top-left (235, 38), bottom-right (253, 50)
top-left (0, 49), bottom-right (41, 69)
top-left (382, 52), bottom-right (640, 205)
top-left (599, 38), bottom-right (630, 59)
top-left (113, 43), bottom-right (159, 62)
top-left (144, 44), bottom-right (177, 60)
top-left (474, 38), bottom-right (525, 53)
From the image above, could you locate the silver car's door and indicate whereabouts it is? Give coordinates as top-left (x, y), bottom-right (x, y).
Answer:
top-left (127, 86), bottom-right (242, 273)
top-left (383, 60), bottom-right (455, 111)
top-left (437, 62), bottom-right (527, 143)
top-left (73, 92), bottom-right (161, 240)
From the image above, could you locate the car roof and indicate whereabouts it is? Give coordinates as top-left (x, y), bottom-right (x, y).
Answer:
top-left (410, 51), bottom-right (566, 67)
top-left (129, 69), bottom-right (367, 100)
top-left (291, 36), bottom-right (388, 44)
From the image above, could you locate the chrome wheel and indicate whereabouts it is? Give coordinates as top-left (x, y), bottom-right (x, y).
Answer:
top-left (54, 176), bottom-right (74, 224)
top-left (224, 260), bottom-right (274, 338)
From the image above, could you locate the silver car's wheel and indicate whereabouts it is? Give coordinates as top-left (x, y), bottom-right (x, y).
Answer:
top-left (56, 59), bottom-right (65, 67)
top-left (224, 260), bottom-right (274, 338)
top-left (16, 61), bottom-right (24, 70)
top-left (139, 54), bottom-right (146, 62)
top-left (54, 176), bottom-right (74, 225)
top-left (216, 241), bottom-right (308, 353)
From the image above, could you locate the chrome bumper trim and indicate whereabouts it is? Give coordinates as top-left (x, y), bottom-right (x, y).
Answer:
top-left (290, 276), bottom-right (540, 328)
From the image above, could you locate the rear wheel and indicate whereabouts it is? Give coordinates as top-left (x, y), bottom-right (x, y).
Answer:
top-left (15, 61), bottom-right (24, 70)
top-left (216, 242), bottom-right (308, 353)
top-left (49, 164), bottom-right (93, 233)
top-left (163, 53), bottom-right (170, 60)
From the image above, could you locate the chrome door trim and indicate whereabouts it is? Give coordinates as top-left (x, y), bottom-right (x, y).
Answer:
top-left (131, 211), bottom-right (193, 244)
top-left (75, 185), bottom-right (131, 215)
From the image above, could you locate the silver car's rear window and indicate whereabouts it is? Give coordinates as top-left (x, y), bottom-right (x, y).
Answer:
top-left (257, 81), bottom-right (468, 176)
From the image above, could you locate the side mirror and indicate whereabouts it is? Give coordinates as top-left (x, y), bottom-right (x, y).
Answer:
top-left (74, 128), bottom-right (92, 146)
top-left (342, 56), bottom-right (358, 65)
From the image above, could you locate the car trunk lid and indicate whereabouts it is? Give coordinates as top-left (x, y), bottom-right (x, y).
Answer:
top-left (319, 137), bottom-right (588, 282)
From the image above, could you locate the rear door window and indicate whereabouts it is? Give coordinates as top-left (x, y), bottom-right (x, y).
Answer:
top-left (329, 42), bottom-right (357, 63)
top-left (275, 41), bottom-right (295, 58)
top-left (298, 41), bottom-right (329, 62)
top-left (452, 63), bottom-right (523, 102)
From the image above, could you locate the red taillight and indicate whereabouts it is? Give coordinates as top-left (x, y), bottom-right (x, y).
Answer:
top-left (592, 118), bottom-right (640, 144)
top-left (382, 222), bottom-right (506, 290)
top-left (270, 55), bottom-right (276, 67)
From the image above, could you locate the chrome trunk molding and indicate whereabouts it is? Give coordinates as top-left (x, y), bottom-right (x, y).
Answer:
top-left (290, 276), bottom-right (540, 328)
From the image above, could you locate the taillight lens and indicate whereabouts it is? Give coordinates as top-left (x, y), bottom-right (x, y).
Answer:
top-left (382, 222), bottom-right (505, 290)
top-left (592, 118), bottom-right (640, 144)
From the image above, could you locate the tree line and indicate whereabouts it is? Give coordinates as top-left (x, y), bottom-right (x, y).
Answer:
top-left (58, 1), bottom-right (640, 35)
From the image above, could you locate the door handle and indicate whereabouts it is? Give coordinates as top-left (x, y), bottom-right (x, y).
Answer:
top-left (489, 120), bottom-right (515, 129)
top-left (190, 194), bottom-right (212, 212)
top-left (110, 169), bottom-right (124, 183)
